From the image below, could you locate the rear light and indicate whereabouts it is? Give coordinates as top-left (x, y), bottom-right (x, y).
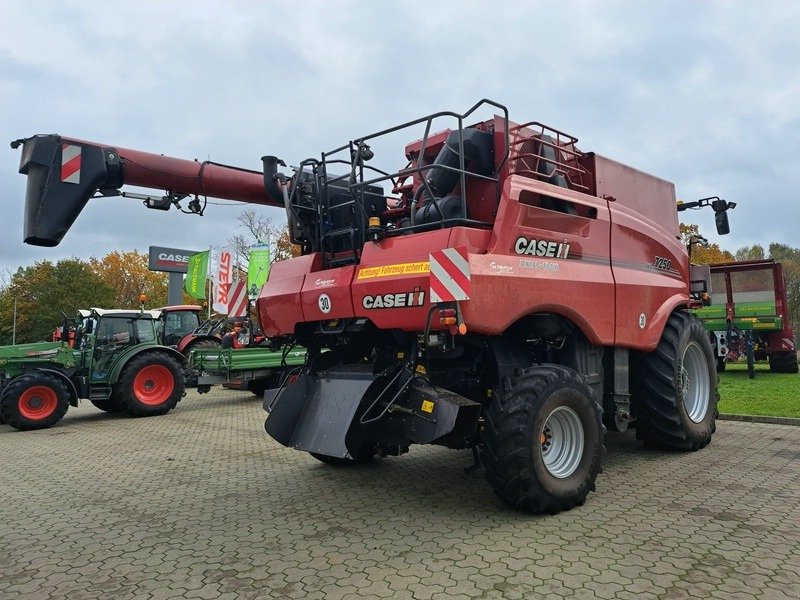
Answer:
top-left (439, 308), bottom-right (456, 326)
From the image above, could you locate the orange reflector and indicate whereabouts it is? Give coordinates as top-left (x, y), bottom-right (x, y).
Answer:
top-left (441, 317), bottom-right (456, 326)
top-left (458, 323), bottom-right (467, 335)
top-left (368, 216), bottom-right (380, 227)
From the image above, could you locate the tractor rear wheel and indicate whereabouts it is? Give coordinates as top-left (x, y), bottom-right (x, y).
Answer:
top-left (90, 397), bottom-right (122, 412)
top-left (632, 311), bottom-right (718, 450)
top-left (0, 373), bottom-right (70, 431)
top-left (481, 364), bottom-right (604, 514)
top-left (115, 353), bottom-right (185, 417)
top-left (769, 351), bottom-right (799, 374)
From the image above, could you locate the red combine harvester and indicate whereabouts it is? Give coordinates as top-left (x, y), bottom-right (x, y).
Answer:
top-left (13, 100), bottom-right (735, 513)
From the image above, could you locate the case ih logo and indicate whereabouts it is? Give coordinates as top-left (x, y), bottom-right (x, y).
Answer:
top-left (363, 288), bottom-right (425, 309)
top-left (514, 236), bottom-right (571, 259)
top-left (156, 252), bottom-right (191, 267)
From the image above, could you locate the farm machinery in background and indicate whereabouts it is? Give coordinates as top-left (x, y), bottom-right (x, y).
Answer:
top-left (1, 308), bottom-right (186, 430)
top-left (695, 259), bottom-right (797, 376)
top-left (13, 99), bottom-right (736, 513)
top-left (55, 304), bottom-right (203, 349)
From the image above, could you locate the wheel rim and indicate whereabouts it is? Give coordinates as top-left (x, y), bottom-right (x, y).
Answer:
top-left (133, 365), bottom-right (174, 406)
top-left (680, 342), bottom-right (710, 423)
top-left (18, 386), bottom-right (58, 420)
top-left (540, 406), bottom-right (584, 479)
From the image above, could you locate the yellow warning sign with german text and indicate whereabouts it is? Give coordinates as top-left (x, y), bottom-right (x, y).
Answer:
top-left (357, 261), bottom-right (429, 280)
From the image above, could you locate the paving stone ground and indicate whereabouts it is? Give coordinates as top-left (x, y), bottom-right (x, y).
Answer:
top-left (1, 388), bottom-right (798, 600)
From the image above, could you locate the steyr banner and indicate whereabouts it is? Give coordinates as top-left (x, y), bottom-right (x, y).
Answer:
top-left (184, 250), bottom-right (210, 299)
top-left (213, 247), bottom-right (236, 314)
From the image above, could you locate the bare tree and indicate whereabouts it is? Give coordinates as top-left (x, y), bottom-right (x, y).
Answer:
top-left (226, 209), bottom-right (299, 267)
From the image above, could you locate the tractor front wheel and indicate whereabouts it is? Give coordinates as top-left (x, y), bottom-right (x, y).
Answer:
top-left (481, 364), bottom-right (604, 514)
top-left (0, 373), bottom-right (70, 431)
top-left (632, 311), bottom-right (718, 450)
top-left (115, 353), bottom-right (185, 417)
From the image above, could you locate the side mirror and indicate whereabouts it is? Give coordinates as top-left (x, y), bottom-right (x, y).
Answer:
top-left (714, 210), bottom-right (730, 235)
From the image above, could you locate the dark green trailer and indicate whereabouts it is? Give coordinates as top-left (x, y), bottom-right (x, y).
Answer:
top-left (190, 346), bottom-right (306, 397)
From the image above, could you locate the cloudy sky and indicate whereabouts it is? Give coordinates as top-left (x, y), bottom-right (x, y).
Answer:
top-left (1, 1), bottom-right (798, 273)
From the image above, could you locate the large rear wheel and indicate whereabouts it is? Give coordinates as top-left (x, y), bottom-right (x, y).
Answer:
top-left (115, 353), bottom-right (185, 417)
top-left (0, 373), bottom-right (70, 431)
top-left (481, 364), bottom-right (604, 514)
top-left (632, 311), bottom-right (718, 450)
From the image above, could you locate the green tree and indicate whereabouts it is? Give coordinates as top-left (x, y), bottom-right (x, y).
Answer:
top-left (0, 259), bottom-right (115, 344)
top-left (679, 223), bottom-right (734, 264)
top-left (89, 250), bottom-right (169, 308)
top-left (735, 244), bottom-right (766, 261)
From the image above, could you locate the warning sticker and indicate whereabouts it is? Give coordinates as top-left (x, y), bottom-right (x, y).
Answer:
top-left (421, 400), bottom-right (435, 414)
top-left (357, 261), bottom-right (429, 280)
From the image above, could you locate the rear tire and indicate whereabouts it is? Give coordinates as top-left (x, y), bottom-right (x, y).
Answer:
top-left (481, 364), bottom-right (604, 514)
top-left (769, 351), bottom-right (798, 374)
top-left (0, 373), bottom-right (70, 431)
top-left (632, 311), bottom-right (718, 450)
top-left (115, 353), bottom-right (185, 417)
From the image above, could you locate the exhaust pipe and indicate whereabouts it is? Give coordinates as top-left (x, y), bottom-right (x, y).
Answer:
top-left (12, 134), bottom-right (282, 247)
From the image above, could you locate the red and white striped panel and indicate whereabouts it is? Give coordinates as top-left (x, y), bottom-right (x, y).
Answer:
top-left (228, 281), bottom-right (248, 317)
top-left (61, 144), bottom-right (81, 184)
top-left (782, 337), bottom-right (795, 350)
top-left (429, 246), bottom-right (471, 303)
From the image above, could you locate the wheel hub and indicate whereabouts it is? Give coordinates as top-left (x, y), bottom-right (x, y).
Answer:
top-left (28, 395), bottom-right (45, 409)
top-left (680, 342), bottom-right (711, 423)
top-left (539, 406), bottom-right (585, 479)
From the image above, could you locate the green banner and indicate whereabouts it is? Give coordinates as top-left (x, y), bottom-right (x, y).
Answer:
top-left (247, 247), bottom-right (271, 298)
top-left (184, 250), bottom-right (210, 299)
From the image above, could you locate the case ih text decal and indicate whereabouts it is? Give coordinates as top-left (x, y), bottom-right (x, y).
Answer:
top-left (362, 287), bottom-right (425, 309)
top-left (514, 236), bottom-right (571, 259)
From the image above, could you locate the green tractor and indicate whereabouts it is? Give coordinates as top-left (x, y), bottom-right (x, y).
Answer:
top-left (0, 308), bottom-right (186, 431)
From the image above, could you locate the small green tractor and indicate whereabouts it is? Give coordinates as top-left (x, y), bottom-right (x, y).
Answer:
top-left (0, 308), bottom-right (186, 431)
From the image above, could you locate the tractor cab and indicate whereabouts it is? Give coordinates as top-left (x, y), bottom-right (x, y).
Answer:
top-left (79, 308), bottom-right (161, 381)
top-left (155, 305), bottom-right (202, 347)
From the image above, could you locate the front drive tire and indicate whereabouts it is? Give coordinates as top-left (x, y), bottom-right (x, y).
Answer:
top-left (632, 311), bottom-right (718, 451)
top-left (115, 353), bottom-right (185, 417)
top-left (0, 373), bottom-right (70, 431)
top-left (481, 364), bottom-right (604, 514)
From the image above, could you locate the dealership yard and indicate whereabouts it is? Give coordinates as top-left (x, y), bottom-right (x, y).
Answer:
top-left (1, 388), bottom-right (798, 600)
